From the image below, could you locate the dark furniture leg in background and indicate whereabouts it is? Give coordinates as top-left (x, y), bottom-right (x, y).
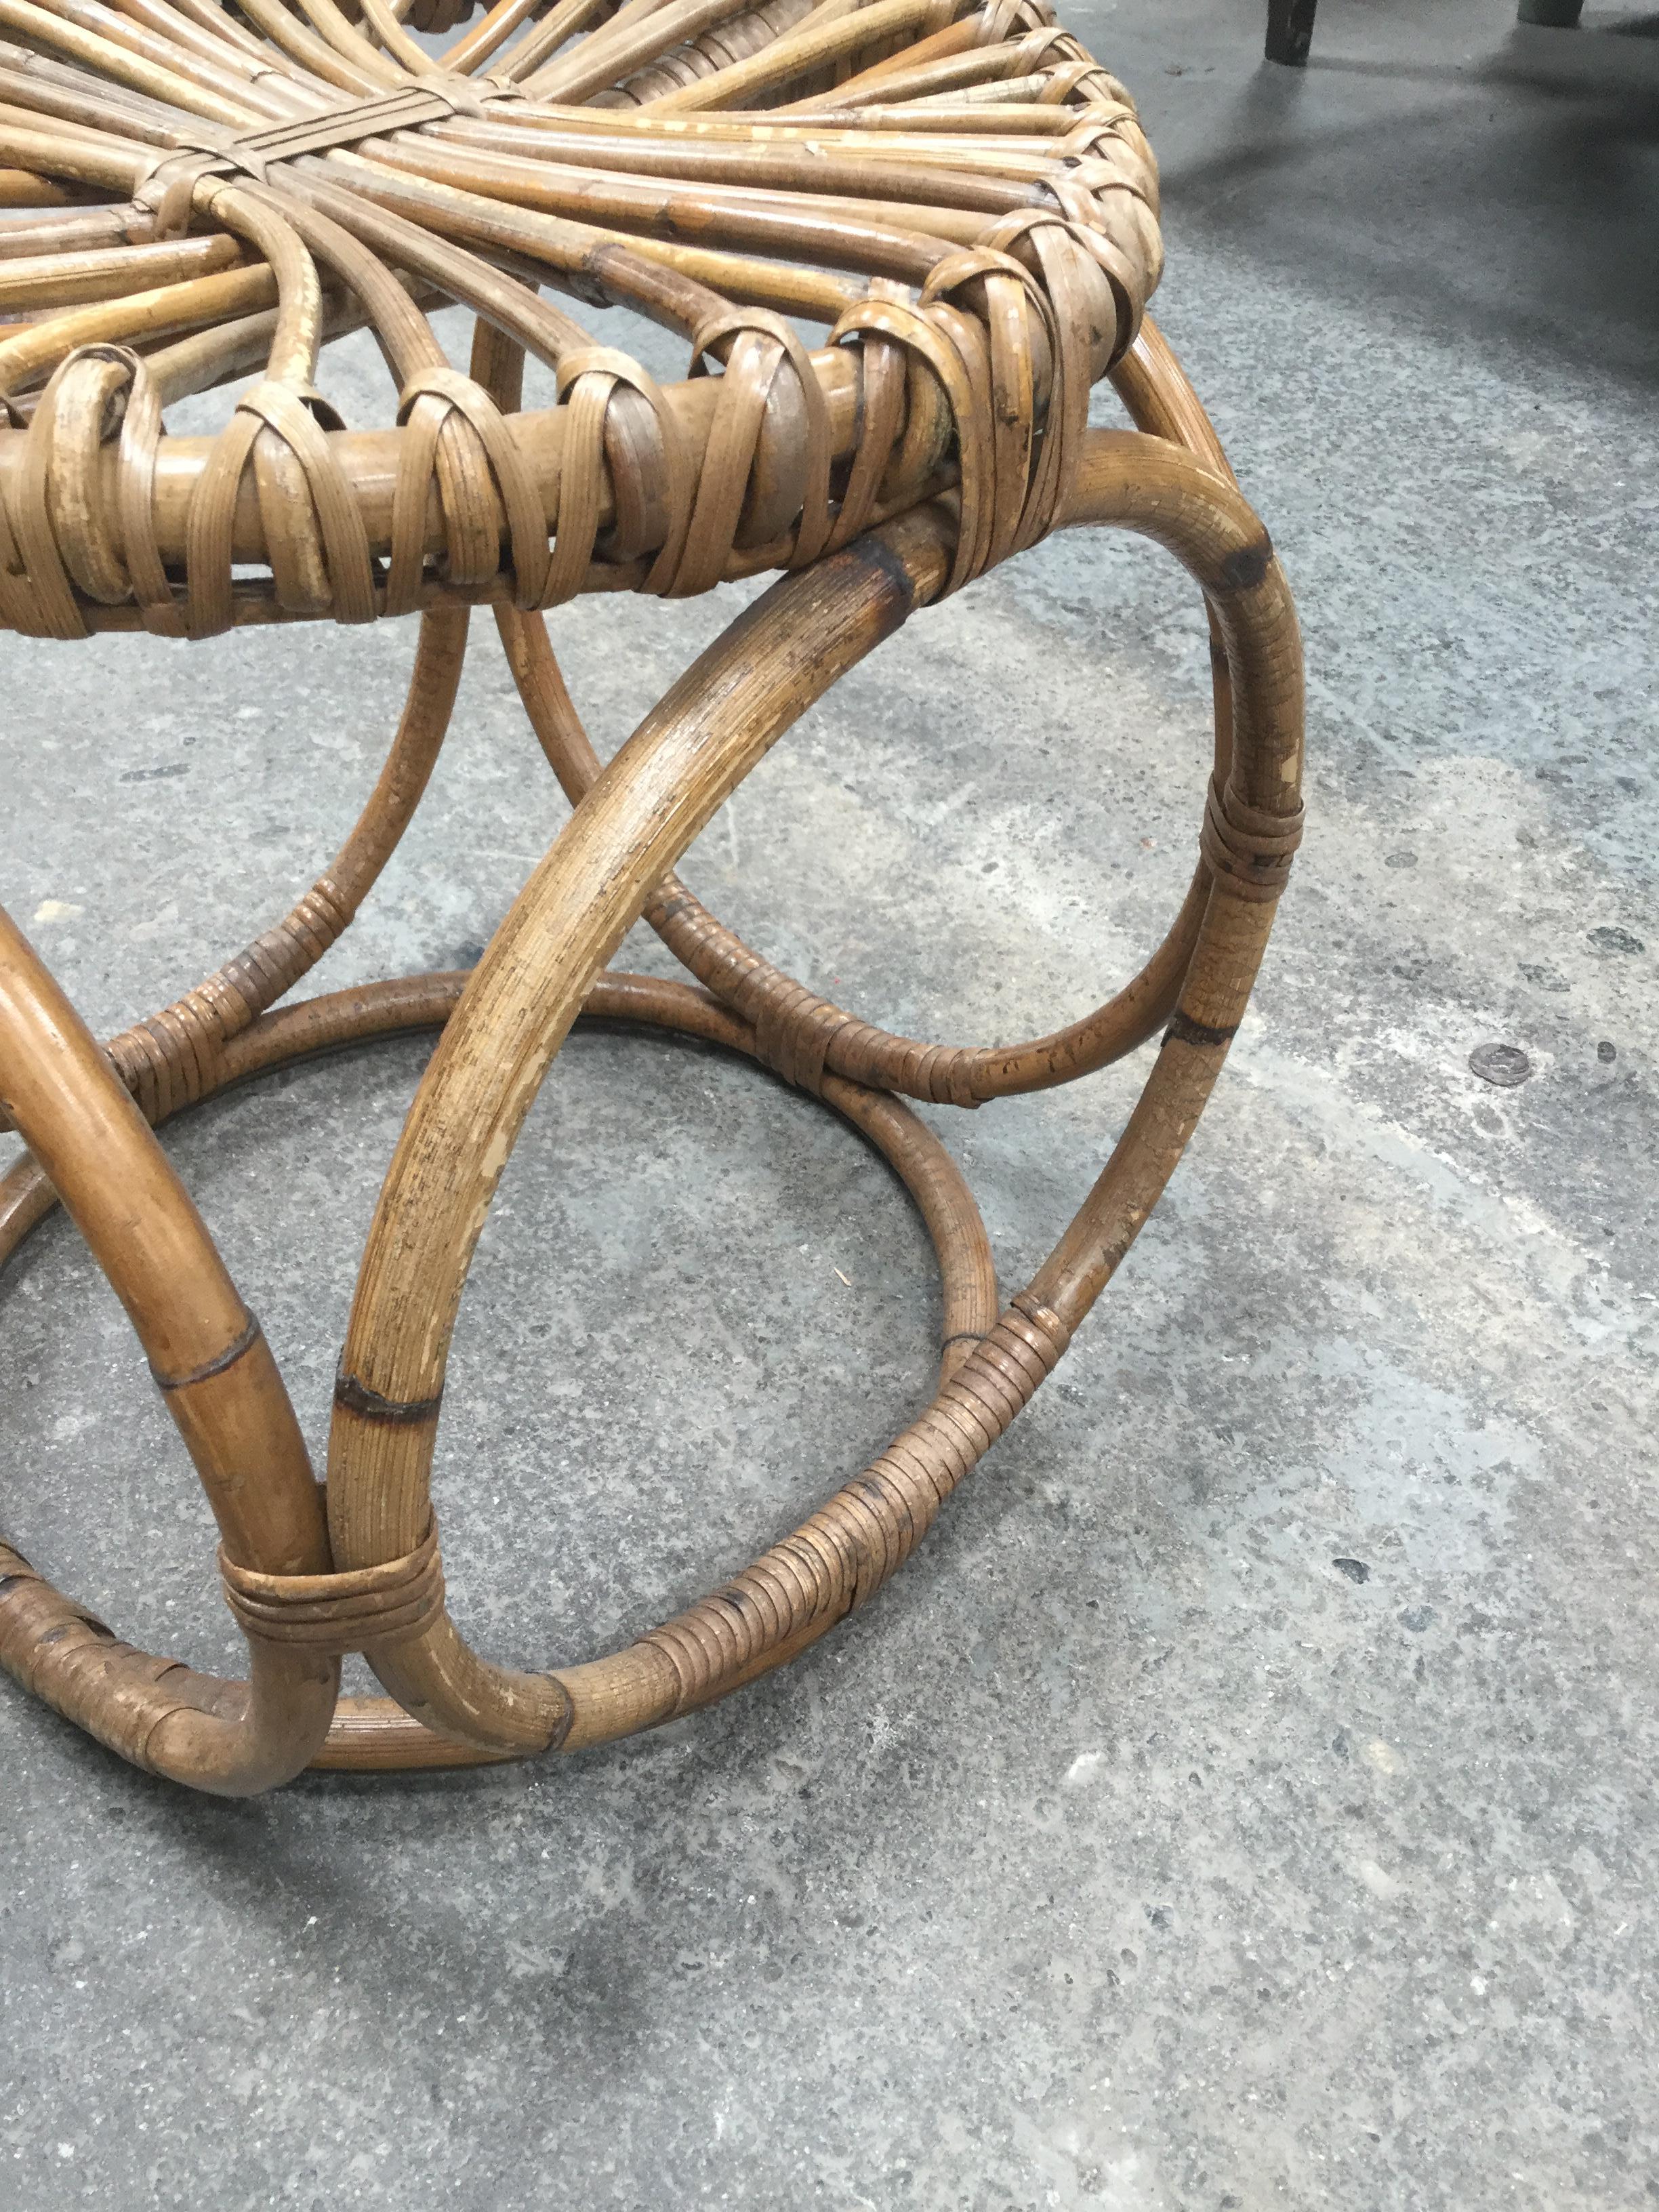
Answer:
top-left (1265, 0), bottom-right (1317, 64)
top-left (1268, 0), bottom-right (1581, 65)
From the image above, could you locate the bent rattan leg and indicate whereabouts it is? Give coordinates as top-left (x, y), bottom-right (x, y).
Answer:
top-left (549, 433), bottom-right (1301, 1744)
top-left (0, 906), bottom-right (337, 1793)
top-left (323, 503), bottom-right (965, 1753)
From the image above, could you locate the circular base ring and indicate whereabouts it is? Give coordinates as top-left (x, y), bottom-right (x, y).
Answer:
top-left (0, 966), bottom-right (999, 1773)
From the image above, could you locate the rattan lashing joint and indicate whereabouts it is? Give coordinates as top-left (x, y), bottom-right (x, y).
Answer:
top-left (220, 1517), bottom-right (446, 1654)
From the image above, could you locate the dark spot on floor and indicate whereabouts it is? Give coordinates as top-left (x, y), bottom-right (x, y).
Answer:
top-left (1469, 1043), bottom-right (1532, 1087)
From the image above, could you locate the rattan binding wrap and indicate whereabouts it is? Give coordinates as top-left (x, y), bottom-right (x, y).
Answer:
top-left (0, 0), bottom-right (1303, 1793)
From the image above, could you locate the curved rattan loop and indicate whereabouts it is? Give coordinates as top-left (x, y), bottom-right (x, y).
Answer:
top-left (498, 321), bottom-right (1236, 1111)
top-left (0, 905), bottom-right (337, 1795)
top-left (308, 439), bottom-right (1298, 1757)
top-left (0, 966), bottom-right (1000, 1773)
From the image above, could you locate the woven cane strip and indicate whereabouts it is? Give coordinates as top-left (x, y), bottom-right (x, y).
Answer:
top-left (222, 1517), bottom-right (444, 1652)
top-left (1200, 776), bottom-right (1307, 903)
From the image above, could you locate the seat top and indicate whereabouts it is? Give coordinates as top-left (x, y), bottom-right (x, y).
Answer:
top-left (0, 0), bottom-right (1161, 638)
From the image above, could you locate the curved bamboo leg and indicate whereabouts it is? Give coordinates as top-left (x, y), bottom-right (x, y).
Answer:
top-left (1029, 428), bottom-right (1303, 1338)
top-left (318, 435), bottom-right (1297, 1758)
top-left (497, 315), bottom-right (1235, 1109)
top-left (325, 501), bottom-right (961, 1753)
top-left (0, 905), bottom-right (337, 1793)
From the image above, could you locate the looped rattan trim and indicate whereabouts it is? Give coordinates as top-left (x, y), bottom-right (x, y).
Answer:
top-left (1200, 777), bottom-right (1305, 903)
top-left (921, 237), bottom-right (1064, 571)
top-left (392, 363), bottom-right (549, 613)
top-left (220, 1516), bottom-right (444, 1653)
top-left (181, 375), bottom-right (376, 636)
top-left (683, 302), bottom-right (833, 588)
top-left (829, 293), bottom-right (989, 594)
top-left (0, 356), bottom-right (89, 639)
top-left (550, 346), bottom-right (693, 602)
top-left (105, 350), bottom-right (190, 639)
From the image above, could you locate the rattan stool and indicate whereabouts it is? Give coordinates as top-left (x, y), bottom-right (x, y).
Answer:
top-left (0, 0), bottom-right (1303, 1793)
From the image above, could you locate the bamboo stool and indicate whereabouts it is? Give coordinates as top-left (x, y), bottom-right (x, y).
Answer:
top-left (0, 0), bottom-right (1303, 1794)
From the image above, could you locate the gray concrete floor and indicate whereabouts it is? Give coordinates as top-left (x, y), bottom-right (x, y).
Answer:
top-left (2, 1), bottom-right (1656, 2205)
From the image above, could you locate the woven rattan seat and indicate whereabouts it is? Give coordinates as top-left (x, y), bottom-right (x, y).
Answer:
top-left (0, 0), bottom-right (1303, 1793)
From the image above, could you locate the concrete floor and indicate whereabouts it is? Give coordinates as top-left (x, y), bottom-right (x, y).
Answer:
top-left (1, 1), bottom-right (1656, 2205)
